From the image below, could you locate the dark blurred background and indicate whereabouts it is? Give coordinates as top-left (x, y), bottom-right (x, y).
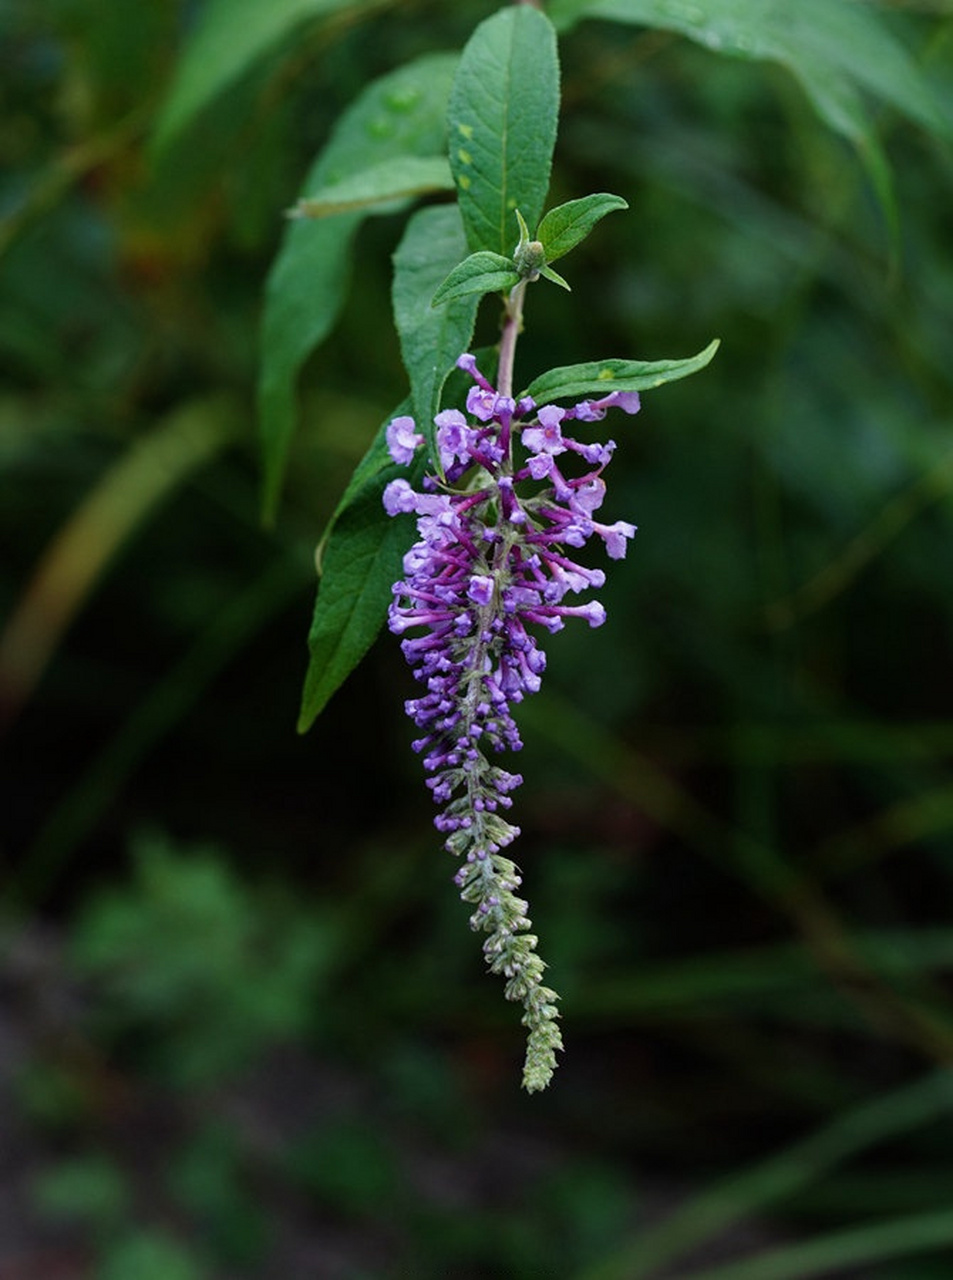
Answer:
top-left (3, 1), bottom-right (953, 1276)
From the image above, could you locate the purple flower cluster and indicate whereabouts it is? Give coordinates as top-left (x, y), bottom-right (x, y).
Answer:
top-left (382, 353), bottom-right (638, 1091)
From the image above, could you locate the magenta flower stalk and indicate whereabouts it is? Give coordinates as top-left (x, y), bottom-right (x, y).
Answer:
top-left (383, 353), bottom-right (638, 1092)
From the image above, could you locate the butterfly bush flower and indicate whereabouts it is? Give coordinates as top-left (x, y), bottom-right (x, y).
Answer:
top-left (382, 353), bottom-right (638, 1092)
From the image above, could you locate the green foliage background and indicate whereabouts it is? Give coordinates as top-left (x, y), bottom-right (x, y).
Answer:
top-left (3, 0), bottom-right (953, 1275)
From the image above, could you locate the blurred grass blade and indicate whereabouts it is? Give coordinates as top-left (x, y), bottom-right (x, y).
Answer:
top-left (258, 52), bottom-right (456, 523)
top-left (152, 0), bottom-right (377, 154)
top-left (0, 398), bottom-right (236, 733)
top-left (522, 689), bottom-right (953, 1061)
top-left (765, 444), bottom-right (953, 632)
top-left (291, 156), bottom-right (454, 218)
top-left (816, 784), bottom-right (953, 883)
top-left (577, 1070), bottom-right (953, 1280)
top-left (582, 930), bottom-right (953, 1022)
top-left (671, 1209), bottom-right (953, 1280)
top-left (17, 557), bottom-right (307, 908)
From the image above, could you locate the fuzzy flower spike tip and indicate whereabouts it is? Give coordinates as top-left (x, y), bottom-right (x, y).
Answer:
top-left (382, 352), bottom-right (639, 1092)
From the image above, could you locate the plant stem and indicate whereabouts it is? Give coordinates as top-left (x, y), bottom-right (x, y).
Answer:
top-left (497, 280), bottom-right (527, 400)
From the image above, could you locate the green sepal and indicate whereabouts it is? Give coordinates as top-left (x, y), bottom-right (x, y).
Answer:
top-left (539, 264), bottom-right (571, 292)
top-left (513, 208), bottom-right (533, 257)
top-left (431, 251), bottom-right (521, 307)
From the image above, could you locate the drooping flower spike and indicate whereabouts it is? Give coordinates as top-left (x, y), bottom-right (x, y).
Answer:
top-left (383, 353), bottom-right (638, 1092)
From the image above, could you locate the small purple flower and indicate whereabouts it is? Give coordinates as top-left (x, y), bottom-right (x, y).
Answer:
top-left (522, 404), bottom-right (566, 456)
top-left (468, 574), bottom-right (495, 606)
top-left (594, 518), bottom-right (637, 559)
top-left (455, 351), bottom-right (493, 389)
top-left (571, 389), bottom-right (641, 422)
top-left (387, 415), bottom-right (424, 464)
top-left (615, 391), bottom-right (642, 414)
top-left (569, 477), bottom-right (606, 516)
top-left (382, 477), bottom-right (417, 515)
top-left (467, 385), bottom-right (517, 423)
top-left (435, 409), bottom-right (472, 471)
top-left (568, 438), bottom-right (616, 467)
top-left (526, 452), bottom-right (555, 480)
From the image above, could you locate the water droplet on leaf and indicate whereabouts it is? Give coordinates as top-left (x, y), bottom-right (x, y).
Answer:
top-left (367, 116), bottom-right (395, 139)
top-left (385, 87), bottom-right (420, 113)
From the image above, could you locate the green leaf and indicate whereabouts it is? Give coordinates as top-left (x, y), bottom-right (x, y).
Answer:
top-left (549, 0), bottom-right (949, 233)
top-left (536, 193), bottom-right (629, 263)
top-left (539, 264), bottom-right (571, 292)
top-left (447, 6), bottom-right (560, 258)
top-left (153, 0), bottom-right (375, 154)
top-left (257, 53), bottom-right (456, 523)
top-left (392, 205), bottom-right (482, 463)
top-left (290, 156), bottom-right (454, 219)
top-left (522, 338), bottom-right (720, 403)
top-left (298, 416), bottom-right (421, 730)
top-left (431, 251), bottom-right (520, 308)
top-left (315, 399), bottom-right (412, 571)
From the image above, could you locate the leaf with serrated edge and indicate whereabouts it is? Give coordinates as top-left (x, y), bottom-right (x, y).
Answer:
top-left (523, 339), bottom-right (719, 402)
top-left (154, 0), bottom-right (375, 154)
top-left (432, 251), bottom-right (520, 307)
top-left (258, 53), bottom-right (456, 523)
top-left (536, 193), bottom-right (628, 263)
top-left (393, 206), bottom-right (481, 467)
top-left (448, 6), bottom-right (560, 257)
top-left (292, 157), bottom-right (454, 219)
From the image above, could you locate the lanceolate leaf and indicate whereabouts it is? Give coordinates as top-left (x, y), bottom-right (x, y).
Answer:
top-left (522, 339), bottom-right (720, 403)
top-left (431, 251), bottom-right (520, 308)
top-left (447, 6), bottom-right (560, 258)
top-left (300, 328), bottom-right (506, 731)
top-left (299, 400), bottom-right (422, 730)
top-left (392, 206), bottom-right (482, 464)
top-left (540, 264), bottom-right (571, 291)
top-left (537, 193), bottom-right (629, 264)
top-left (258, 53), bottom-right (457, 523)
top-left (316, 399), bottom-right (411, 565)
top-left (291, 157), bottom-right (454, 219)
top-left (153, 0), bottom-right (376, 154)
top-left (298, 466), bottom-right (417, 732)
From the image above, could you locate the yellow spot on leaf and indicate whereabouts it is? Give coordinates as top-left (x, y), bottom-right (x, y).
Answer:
top-left (458, 122), bottom-right (474, 139)
top-left (457, 148), bottom-right (472, 165)
top-left (458, 175), bottom-right (471, 191)
top-left (596, 367), bottom-right (615, 381)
